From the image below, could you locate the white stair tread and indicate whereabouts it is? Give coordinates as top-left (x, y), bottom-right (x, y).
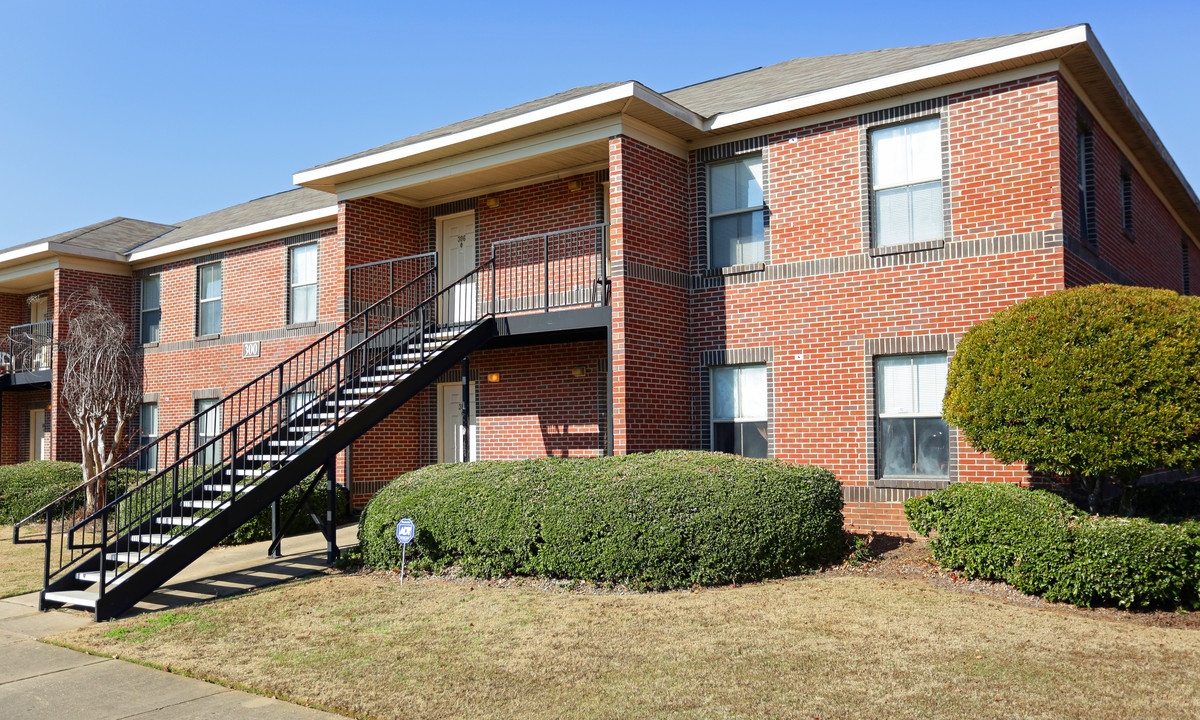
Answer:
top-left (105, 551), bottom-right (156, 564)
top-left (180, 499), bottom-right (231, 510)
top-left (269, 439), bottom-right (310, 447)
top-left (225, 468), bottom-right (276, 478)
top-left (378, 364), bottom-right (418, 372)
top-left (246, 454), bottom-right (297, 462)
top-left (157, 515), bottom-right (210, 527)
top-left (44, 590), bottom-right (98, 608)
top-left (360, 374), bottom-right (410, 383)
top-left (201, 483), bottom-right (252, 493)
top-left (290, 425), bottom-right (332, 433)
top-left (335, 399), bottom-right (371, 406)
top-left (76, 569), bottom-right (130, 585)
top-left (130, 533), bottom-right (182, 545)
top-left (344, 387), bottom-right (380, 396)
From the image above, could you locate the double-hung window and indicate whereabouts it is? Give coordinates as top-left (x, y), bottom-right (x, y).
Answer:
top-left (710, 364), bottom-right (768, 458)
top-left (875, 354), bottom-right (949, 478)
top-left (871, 118), bottom-right (943, 247)
top-left (140, 275), bottom-right (161, 343)
top-left (707, 155), bottom-right (764, 268)
top-left (137, 402), bottom-right (158, 471)
top-left (1076, 127), bottom-right (1095, 243)
top-left (197, 262), bottom-right (222, 336)
top-left (289, 243), bottom-right (319, 324)
top-left (195, 398), bottom-right (222, 466)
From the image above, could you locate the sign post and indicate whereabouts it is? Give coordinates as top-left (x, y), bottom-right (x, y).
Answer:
top-left (395, 518), bottom-right (415, 586)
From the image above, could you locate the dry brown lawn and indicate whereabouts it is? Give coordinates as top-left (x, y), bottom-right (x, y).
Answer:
top-left (51, 566), bottom-right (1200, 720)
top-left (0, 524), bottom-right (55, 598)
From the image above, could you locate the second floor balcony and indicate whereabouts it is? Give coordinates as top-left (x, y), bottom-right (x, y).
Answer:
top-left (1, 319), bottom-right (53, 384)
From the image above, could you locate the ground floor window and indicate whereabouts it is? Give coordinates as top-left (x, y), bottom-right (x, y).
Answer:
top-left (875, 354), bottom-right (949, 478)
top-left (137, 402), bottom-right (158, 471)
top-left (194, 398), bottom-right (222, 465)
top-left (710, 364), bottom-right (768, 458)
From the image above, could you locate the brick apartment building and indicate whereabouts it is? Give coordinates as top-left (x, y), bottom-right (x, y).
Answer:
top-left (3, 24), bottom-right (1198, 543)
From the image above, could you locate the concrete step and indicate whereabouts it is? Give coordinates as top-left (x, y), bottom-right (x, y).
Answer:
top-left (44, 590), bottom-right (98, 609)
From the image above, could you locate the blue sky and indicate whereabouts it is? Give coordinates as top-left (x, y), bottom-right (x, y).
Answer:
top-left (1, 0), bottom-right (1197, 247)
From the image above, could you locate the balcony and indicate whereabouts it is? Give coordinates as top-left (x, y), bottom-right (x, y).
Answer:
top-left (1, 320), bottom-right (53, 386)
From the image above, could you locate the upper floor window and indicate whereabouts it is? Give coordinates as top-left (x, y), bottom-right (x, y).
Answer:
top-left (140, 275), bottom-right (161, 343)
top-left (1076, 127), bottom-right (1095, 244)
top-left (707, 155), bottom-right (764, 268)
top-left (711, 364), bottom-right (767, 458)
top-left (196, 261), bottom-right (222, 336)
top-left (289, 243), bottom-right (319, 324)
top-left (870, 118), bottom-right (943, 247)
top-left (875, 354), bottom-right (949, 478)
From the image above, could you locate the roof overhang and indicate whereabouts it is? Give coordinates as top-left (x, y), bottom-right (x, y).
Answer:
top-left (127, 205), bottom-right (339, 263)
top-left (0, 244), bottom-right (131, 293)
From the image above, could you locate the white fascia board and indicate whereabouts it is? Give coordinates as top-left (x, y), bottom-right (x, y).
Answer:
top-left (0, 242), bottom-right (52, 266)
top-left (127, 206), bottom-right (339, 262)
top-left (708, 25), bottom-right (1089, 131)
top-left (295, 82), bottom-right (704, 187)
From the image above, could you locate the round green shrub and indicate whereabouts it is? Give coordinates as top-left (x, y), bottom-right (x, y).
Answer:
top-left (0, 461), bottom-right (84, 524)
top-left (944, 285), bottom-right (1200, 494)
top-left (359, 451), bottom-right (844, 589)
top-left (906, 483), bottom-right (1200, 609)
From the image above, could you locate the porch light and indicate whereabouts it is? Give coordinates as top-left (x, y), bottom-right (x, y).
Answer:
top-left (487, 372), bottom-right (501, 383)
top-left (571, 367), bottom-right (587, 378)
top-left (485, 198), bottom-right (500, 208)
top-left (567, 180), bottom-right (581, 192)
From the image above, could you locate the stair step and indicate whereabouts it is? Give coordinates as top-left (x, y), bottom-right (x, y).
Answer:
top-left (157, 515), bottom-right (210, 527)
top-left (269, 439), bottom-right (310, 447)
top-left (201, 483), bottom-right (253, 493)
top-left (75, 569), bottom-right (130, 585)
top-left (377, 364), bottom-right (418, 372)
top-left (335, 398), bottom-right (372, 407)
top-left (130, 533), bottom-right (182, 546)
top-left (105, 551), bottom-right (156, 564)
top-left (246, 454), bottom-right (297, 462)
top-left (44, 590), bottom-right (98, 609)
top-left (393, 351), bottom-right (441, 362)
top-left (180, 499), bottom-right (231, 510)
top-left (224, 468), bottom-right (276, 478)
top-left (344, 387), bottom-right (381, 396)
top-left (360, 373), bottom-right (410, 384)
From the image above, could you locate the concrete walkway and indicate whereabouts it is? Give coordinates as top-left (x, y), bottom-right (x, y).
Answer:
top-left (0, 525), bottom-right (358, 719)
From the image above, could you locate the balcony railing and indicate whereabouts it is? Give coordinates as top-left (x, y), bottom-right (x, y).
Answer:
top-left (1, 320), bottom-right (53, 375)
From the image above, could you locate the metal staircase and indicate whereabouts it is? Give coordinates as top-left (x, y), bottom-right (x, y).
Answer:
top-left (12, 259), bottom-right (499, 621)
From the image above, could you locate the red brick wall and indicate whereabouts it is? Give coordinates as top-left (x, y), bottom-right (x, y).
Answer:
top-left (1, 388), bottom-right (50, 464)
top-left (1060, 80), bottom-right (1188, 291)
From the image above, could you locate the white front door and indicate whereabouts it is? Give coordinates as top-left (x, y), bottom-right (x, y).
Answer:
top-left (29, 409), bottom-right (47, 461)
top-left (438, 382), bottom-right (477, 463)
top-left (29, 295), bottom-right (50, 370)
top-left (437, 212), bottom-right (477, 324)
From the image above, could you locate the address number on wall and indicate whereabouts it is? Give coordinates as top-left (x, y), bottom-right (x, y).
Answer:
top-left (242, 341), bottom-right (261, 359)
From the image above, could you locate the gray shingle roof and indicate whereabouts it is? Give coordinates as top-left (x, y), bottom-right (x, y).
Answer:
top-left (663, 27), bottom-right (1074, 117)
top-left (130, 187), bottom-right (335, 253)
top-left (305, 82), bottom-right (630, 172)
top-left (2, 217), bottom-right (178, 255)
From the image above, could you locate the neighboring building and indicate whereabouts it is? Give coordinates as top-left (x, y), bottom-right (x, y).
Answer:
top-left (4, 24), bottom-right (1198, 552)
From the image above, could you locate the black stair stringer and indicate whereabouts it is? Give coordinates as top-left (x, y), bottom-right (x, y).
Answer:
top-left (90, 318), bottom-right (498, 620)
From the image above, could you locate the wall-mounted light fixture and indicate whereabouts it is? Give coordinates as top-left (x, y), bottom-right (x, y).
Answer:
top-left (566, 180), bottom-right (582, 192)
top-left (571, 367), bottom-right (587, 378)
top-left (485, 198), bottom-right (500, 208)
top-left (487, 372), bottom-right (501, 383)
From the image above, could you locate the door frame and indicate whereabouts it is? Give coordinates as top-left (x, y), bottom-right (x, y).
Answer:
top-left (436, 381), bottom-right (478, 464)
top-left (435, 210), bottom-right (477, 289)
top-left (28, 408), bottom-right (46, 461)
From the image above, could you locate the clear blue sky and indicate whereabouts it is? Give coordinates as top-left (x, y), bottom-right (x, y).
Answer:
top-left (2, 0), bottom-right (1197, 247)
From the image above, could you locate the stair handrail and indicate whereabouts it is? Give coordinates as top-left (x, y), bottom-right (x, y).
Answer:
top-left (54, 258), bottom-right (496, 596)
top-left (11, 263), bottom-right (438, 561)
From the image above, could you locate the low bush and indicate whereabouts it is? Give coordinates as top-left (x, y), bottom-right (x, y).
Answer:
top-left (359, 451), bottom-right (844, 589)
top-left (906, 483), bottom-right (1200, 609)
top-left (0, 461), bottom-right (85, 524)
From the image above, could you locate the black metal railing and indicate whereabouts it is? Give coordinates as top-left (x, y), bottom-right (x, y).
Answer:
top-left (490, 223), bottom-right (608, 314)
top-left (1, 320), bottom-right (53, 374)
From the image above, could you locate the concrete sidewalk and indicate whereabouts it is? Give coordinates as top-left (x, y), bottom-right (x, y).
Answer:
top-left (0, 526), bottom-right (357, 719)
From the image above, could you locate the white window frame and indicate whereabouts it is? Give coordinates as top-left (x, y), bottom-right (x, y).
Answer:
top-left (1076, 126), bottom-right (1095, 244)
top-left (870, 117), bottom-right (944, 247)
top-left (194, 397), bottom-right (222, 466)
top-left (288, 243), bottom-right (319, 324)
top-left (138, 401), bottom-right (159, 471)
top-left (140, 274), bottom-right (161, 344)
top-left (706, 154), bottom-right (765, 268)
top-left (709, 364), bottom-right (769, 458)
top-left (196, 261), bottom-right (222, 336)
top-left (875, 354), bottom-right (949, 479)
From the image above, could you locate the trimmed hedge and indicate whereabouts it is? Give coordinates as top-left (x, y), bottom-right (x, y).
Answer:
top-left (0, 461), bottom-right (85, 524)
top-left (906, 483), bottom-right (1200, 610)
top-left (359, 451), bottom-right (844, 589)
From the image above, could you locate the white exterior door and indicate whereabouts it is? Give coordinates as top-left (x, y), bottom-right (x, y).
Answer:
top-left (29, 409), bottom-right (47, 461)
top-left (438, 382), bottom-right (477, 463)
top-left (437, 212), bottom-right (477, 324)
top-left (29, 295), bottom-right (50, 370)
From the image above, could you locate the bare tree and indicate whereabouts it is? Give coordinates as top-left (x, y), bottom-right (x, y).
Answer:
top-left (58, 288), bottom-right (142, 514)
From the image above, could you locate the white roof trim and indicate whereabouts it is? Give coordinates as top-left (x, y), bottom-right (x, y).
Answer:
top-left (0, 242), bottom-right (51, 265)
top-left (0, 241), bottom-right (126, 268)
top-left (706, 25), bottom-right (1089, 130)
top-left (127, 206), bottom-right (338, 262)
top-left (294, 82), bottom-right (704, 186)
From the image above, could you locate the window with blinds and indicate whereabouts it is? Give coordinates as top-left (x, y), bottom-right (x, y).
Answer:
top-left (289, 243), bottom-right (319, 324)
top-left (875, 354), bottom-right (949, 478)
top-left (196, 262), bottom-right (222, 336)
top-left (711, 364), bottom-right (768, 458)
top-left (195, 398), bottom-right (222, 466)
top-left (137, 402), bottom-right (158, 471)
top-left (870, 118), bottom-right (943, 247)
top-left (708, 155), bottom-right (765, 267)
top-left (140, 275), bottom-right (161, 343)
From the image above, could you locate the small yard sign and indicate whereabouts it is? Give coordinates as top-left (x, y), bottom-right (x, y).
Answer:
top-left (395, 518), bottom-right (415, 586)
